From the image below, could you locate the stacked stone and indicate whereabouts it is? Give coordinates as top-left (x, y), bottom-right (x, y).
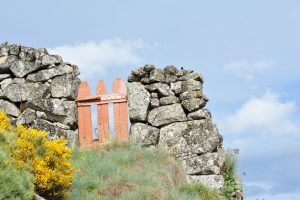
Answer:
top-left (128, 65), bottom-right (225, 190)
top-left (0, 42), bottom-right (80, 148)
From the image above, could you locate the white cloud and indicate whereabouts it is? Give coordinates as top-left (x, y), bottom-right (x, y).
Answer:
top-left (227, 92), bottom-right (299, 135)
top-left (224, 60), bottom-right (273, 80)
top-left (48, 38), bottom-right (152, 79)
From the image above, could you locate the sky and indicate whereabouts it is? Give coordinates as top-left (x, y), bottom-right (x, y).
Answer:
top-left (1, 0), bottom-right (300, 199)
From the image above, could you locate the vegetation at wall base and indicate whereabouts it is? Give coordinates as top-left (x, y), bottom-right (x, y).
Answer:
top-left (0, 146), bottom-right (35, 200)
top-left (69, 140), bottom-right (230, 200)
top-left (0, 111), bottom-right (73, 200)
top-left (179, 182), bottom-right (226, 200)
top-left (222, 149), bottom-right (243, 200)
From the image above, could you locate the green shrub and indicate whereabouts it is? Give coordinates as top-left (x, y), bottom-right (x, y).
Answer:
top-left (222, 149), bottom-right (243, 200)
top-left (0, 146), bottom-right (34, 200)
top-left (0, 110), bottom-right (73, 199)
top-left (179, 182), bottom-right (226, 200)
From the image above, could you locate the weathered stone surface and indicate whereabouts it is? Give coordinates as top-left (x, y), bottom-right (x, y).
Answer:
top-left (27, 98), bottom-right (77, 126)
top-left (0, 56), bottom-right (17, 72)
top-left (0, 43), bottom-right (9, 57)
top-left (178, 72), bottom-right (204, 83)
top-left (128, 74), bottom-right (141, 82)
top-left (3, 82), bottom-right (47, 102)
top-left (149, 68), bottom-right (165, 83)
top-left (0, 100), bottom-right (20, 117)
top-left (51, 74), bottom-right (80, 100)
top-left (0, 74), bottom-right (11, 81)
top-left (145, 83), bottom-right (174, 97)
top-left (165, 74), bottom-right (177, 83)
top-left (17, 108), bottom-right (36, 124)
top-left (0, 78), bottom-right (12, 89)
top-left (67, 129), bottom-right (79, 148)
top-left (129, 123), bottom-right (160, 146)
top-left (143, 64), bottom-right (155, 72)
top-left (182, 98), bottom-right (202, 112)
top-left (160, 96), bottom-right (180, 106)
top-left (128, 67), bottom-right (148, 82)
top-left (27, 64), bottom-right (73, 82)
top-left (170, 81), bottom-right (183, 94)
top-left (10, 60), bottom-right (43, 77)
top-left (187, 109), bottom-right (211, 120)
top-left (42, 55), bottom-right (62, 66)
top-left (180, 149), bottom-right (225, 175)
top-left (179, 91), bottom-right (203, 101)
top-left (184, 79), bottom-right (202, 91)
top-left (132, 67), bottom-right (148, 78)
top-left (36, 111), bottom-right (47, 119)
top-left (0, 43), bottom-right (80, 149)
top-left (159, 120), bottom-right (222, 157)
top-left (151, 92), bottom-right (158, 98)
top-left (127, 82), bottom-right (150, 122)
top-left (140, 77), bottom-right (150, 84)
top-left (32, 118), bottom-right (69, 139)
top-left (148, 104), bottom-right (187, 127)
top-left (9, 44), bottom-right (20, 55)
top-left (188, 175), bottom-right (224, 190)
top-left (164, 65), bottom-right (178, 75)
top-left (54, 122), bottom-right (70, 130)
top-left (3, 82), bottom-right (49, 102)
top-left (150, 98), bottom-right (159, 108)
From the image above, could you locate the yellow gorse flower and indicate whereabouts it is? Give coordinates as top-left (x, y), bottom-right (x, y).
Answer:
top-left (0, 111), bottom-right (73, 199)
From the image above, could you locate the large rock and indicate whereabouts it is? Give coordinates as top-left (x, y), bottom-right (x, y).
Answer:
top-left (0, 55), bottom-right (17, 72)
top-left (0, 78), bottom-right (12, 89)
top-left (171, 80), bottom-right (202, 94)
top-left (180, 149), bottom-right (225, 175)
top-left (3, 82), bottom-right (50, 102)
top-left (179, 91), bottom-right (203, 101)
top-left (159, 120), bottom-right (222, 157)
top-left (149, 68), bottom-right (165, 83)
top-left (127, 82), bottom-right (150, 122)
top-left (0, 74), bottom-right (11, 81)
top-left (41, 55), bottom-right (62, 66)
top-left (27, 64), bottom-right (74, 82)
top-left (182, 98), bottom-right (203, 112)
top-left (0, 43), bottom-right (9, 57)
top-left (129, 123), bottom-right (160, 146)
top-left (51, 74), bottom-right (80, 100)
top-left (187, 109), bottom-right (211, 120)
top-left (178, 71), bottom-right (204, 83)
top-left (188, 175), bottom-right (224, 190)
top-left (145, 83), bottom-right (174, 97)
top-left (32, 118), bottom-right (69, 139)
top-left (16, 108), bottom-right (36, 125)
top-left (10, 60), bottom-right (43, 77)
top-left (160, 96), bottom-right (180, 106)
top-left (27, 98), bottom-right (77, 126)
top-left (147, 104), bottom-right (187, 127)
top-left (9, 44), bottom-right (20, 55)
top-left (0, 100), bottom-right (20, 117)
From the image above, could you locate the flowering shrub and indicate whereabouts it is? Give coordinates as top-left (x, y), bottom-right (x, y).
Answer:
top-left (0, 111), bottom-right (73, 199)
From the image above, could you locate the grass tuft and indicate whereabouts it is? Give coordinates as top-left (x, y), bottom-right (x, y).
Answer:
top-left (68, 141), bottom-right (199, 200)
top-left (180, 182), bottom-right (226, 200)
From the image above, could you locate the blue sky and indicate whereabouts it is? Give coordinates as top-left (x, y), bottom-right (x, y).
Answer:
top-left (1, 0), bottom-right (300, 199)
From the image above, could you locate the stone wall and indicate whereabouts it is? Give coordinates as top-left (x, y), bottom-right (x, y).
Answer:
top-left (127, 65), bottom-right (225, 190)
top-left (0, 43), bottom-right (80, 148)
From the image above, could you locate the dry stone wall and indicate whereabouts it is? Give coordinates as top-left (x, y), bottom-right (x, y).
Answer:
top-left (128, 65), bottom-right (225, 190)
top-left (0, 42), bottom-right (80, 148)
